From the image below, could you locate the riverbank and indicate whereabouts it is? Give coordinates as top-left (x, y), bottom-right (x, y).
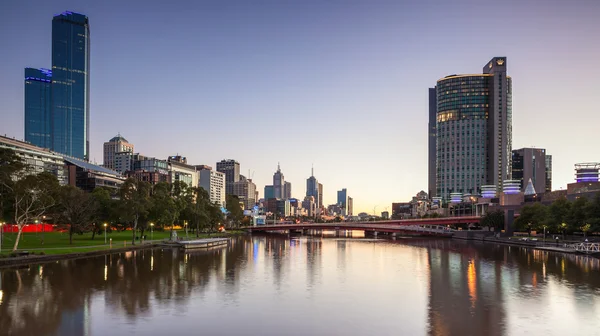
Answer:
top-left (453, 233), bottom-right (583, 254)
top-left (0, 230), bottom-right (246, 268)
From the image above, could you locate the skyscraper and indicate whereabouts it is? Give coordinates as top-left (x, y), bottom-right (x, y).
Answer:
top-left (51, 11), bottom-right (91, 160)
top-left (428, 87), bottom-right (437, 198)
top-left (216, 159), bottom-right (240, 195)
top-left (284, 181), bottom-right (292, 199)
top-left (434, 57), bottom-right (512, 200)
top-left (103, 134), bottom-right (133, 170)
top-left (273, 163), bottom-right (284, 199)
top-left (306, 167), bottom-right (319, 208)
top-left (545, 155), bottom-right (552, 193)
top-left (511, 148), bottom-right (547, 194)
top-left (318, 183), bottom-right (323, 208)
top-left (347, 196), bottom-right (353, 217)
top-left (264, 185), bottom-right (274, 199)
top-left (24, 68), bottom-right (52, 149)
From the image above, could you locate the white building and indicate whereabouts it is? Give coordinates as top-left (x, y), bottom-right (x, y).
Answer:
top-left (0, 135), bottom-right (67, 184)
top-left (103, 134), bottom-right (134, 170)
top-left (198, 168), bottom-right (226, 207)
top-left (168, 156), bottom-right (198, 188)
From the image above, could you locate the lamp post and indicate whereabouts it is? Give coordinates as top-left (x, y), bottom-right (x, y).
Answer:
top-left (103, 223), bottom-right (108, 244)
top-left (150, 223), bottom-right (154, 241)
top-left (0, 222), bottom-right (4, 252)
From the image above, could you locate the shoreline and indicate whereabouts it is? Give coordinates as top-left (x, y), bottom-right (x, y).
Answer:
top-left (453, 235), bottom-right (589, 255)
top-left (0, 232), bottom-right (246, 268)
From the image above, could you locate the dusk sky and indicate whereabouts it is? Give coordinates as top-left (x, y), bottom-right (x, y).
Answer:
top-left (1, 0), bottom-right (599, 214)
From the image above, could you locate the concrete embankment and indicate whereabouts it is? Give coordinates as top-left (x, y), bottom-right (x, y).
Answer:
top-left (452, 231), bottom-right (579, 254)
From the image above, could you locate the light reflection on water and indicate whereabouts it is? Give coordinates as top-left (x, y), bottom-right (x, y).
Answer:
top-left (1, 236), bottom-right (600, 336)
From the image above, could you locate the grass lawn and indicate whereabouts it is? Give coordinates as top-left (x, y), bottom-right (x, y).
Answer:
top-left (0, 229), bottom-right (245, 256)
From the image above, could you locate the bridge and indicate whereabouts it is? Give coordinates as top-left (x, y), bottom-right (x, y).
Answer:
top-left (243, 216), bottom-right (482, 237)
top-left (567, 242), bottom-right (600, 254)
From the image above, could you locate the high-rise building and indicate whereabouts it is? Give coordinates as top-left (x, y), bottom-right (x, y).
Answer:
top-left (24, 68), bottom-right (52, 149)
top-left (284, 181), bottom-right (292, 199)
top-left (511, 148), bottom-right (547, 194)
top-left (347, 196), bottom-right (353, 216)
top-left (264, 185), bottom-right (274, 199)
top-left (103, 134), bottom-right (133, 170)
top-left (51, 11), bottom-right (91, 160)
top-left (337, 188), bottom-right (348, 215)
top-left (302, 196), bottom-right (317, 217)
top-left (435, 57), bottom-right (512, 200)
top-left (273, 163), bottom-right (285, 199)
top-left (168, 155), bottom-right (198, 188)
top-left (545, 155), bottom-right (552, 193)
top-left (306, 167), bottom-right (319, 208)
top-left (198, 166), bottom-right (226, 207)
top-left (318, 183), bottom-right (323, 208)
top-left (232, 176), bottom-right (256, 209)
top-left (217, 159), bottom-right (240, 195)
top-left (428, 87), bottom-right (437, 198)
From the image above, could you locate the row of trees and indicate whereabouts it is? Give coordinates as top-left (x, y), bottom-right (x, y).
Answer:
top-left (0, 148), bottom-right (232, 251)
top-left (480, 193), bottom-right (600, 237)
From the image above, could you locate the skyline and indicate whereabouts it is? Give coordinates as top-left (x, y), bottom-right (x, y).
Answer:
top-left (1, 1), bottom-right (600, 214)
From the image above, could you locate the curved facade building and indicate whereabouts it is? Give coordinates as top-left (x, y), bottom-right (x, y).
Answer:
top-left (433, 57), bottom-right (512, 201)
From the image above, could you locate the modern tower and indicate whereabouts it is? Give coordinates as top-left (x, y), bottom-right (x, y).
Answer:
top-left (273, 163), bottom-right (285, 199)
top-left (216, 159), bottom-right (240, 195)
top-left (511, 148), bottom-right (547, 194)
top-left (545, 155), bottom-right (552, 193)
top-left (103, 134), bottom-right (133, 170)
top-left (306, 166), bottom-right (319, 208)
top-left (435, 57), bottom-right (512, 200)
top-left (24, 68), bottom-right (52, 149)
top-left (51, 11), bottom-right (91, 160)
top-left (428, 87), bottom-right (437, 198)
top-left (318, 183), bottom-right (323, 208)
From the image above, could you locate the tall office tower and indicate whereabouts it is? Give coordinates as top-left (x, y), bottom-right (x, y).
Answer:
top-left (284, 181), bottom-right (292, 199)
top-left (24, 68), bottom-right (52, 149)
top-left (217, 159), bottom-right (240, 195)
top-left (273, 163), bottom-right (285, 199)
top-left (511, 148), bottom-right (547, 194)
top-left (51, 11), bottom-right (91, 160)
top-left (337, 188), bottom-right (347, 215)
top-left (347, 196), bottom-right (353, 216)
top-left (428, 87), bottom-right (437, 198)
top-left (103, 134), bottom-right (133, 170)
top-left (306, 167), bottom-right (319, 209)
top-left (318, 183), bottom-right (323, 208)
top-left (198, 167), bottom-right (226, 207)
top-left (232, 176), bottom-right (257, 209)
top-left (435, 57), bottom-right (512, 200)
top-left (545, 155), bottom-right (552, 192)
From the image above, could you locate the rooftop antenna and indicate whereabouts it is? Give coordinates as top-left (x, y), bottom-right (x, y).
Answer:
top-left (311, 163), bottom-right (314, 177)
top-left (277, 162), bottom-right (280, 172)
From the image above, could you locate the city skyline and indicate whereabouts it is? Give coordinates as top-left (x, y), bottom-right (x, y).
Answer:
top-left (1, 1), bottom-right (600, 214)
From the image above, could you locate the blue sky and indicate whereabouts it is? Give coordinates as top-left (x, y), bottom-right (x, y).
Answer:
top-left (1, 0), bottom-right (599, 214)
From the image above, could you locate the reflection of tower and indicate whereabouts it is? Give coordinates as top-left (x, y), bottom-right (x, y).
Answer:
top-left (426, 241), bottom-right (506, 336)
top-left (306, 239), bottom-right (322, 290)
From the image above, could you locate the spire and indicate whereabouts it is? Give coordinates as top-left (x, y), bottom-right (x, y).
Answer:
top-left (524, 178), bottom-right (537, 195)
top-left (311, 164), bottom-right (314, 177)
top-left (277, 162), bottom-right (280, 172)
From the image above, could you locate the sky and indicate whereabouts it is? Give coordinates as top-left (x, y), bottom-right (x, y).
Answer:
top-left (1, 0), bottom-right (600, 215)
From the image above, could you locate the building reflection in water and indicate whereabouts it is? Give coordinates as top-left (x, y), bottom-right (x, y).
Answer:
top-left (1, 236), bottom-right (600, 335)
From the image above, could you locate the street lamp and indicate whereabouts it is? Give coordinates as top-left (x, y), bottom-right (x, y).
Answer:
top-left (0, 222), bottom-right (4, 252)
top-left (150, 223), bottom-right (154, 241)
top-left (103, 223), bottom-right (108, 244)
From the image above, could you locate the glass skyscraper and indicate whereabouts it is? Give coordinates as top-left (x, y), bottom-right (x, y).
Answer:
top-left (24, 68), bottom-right (52, 149)
top-left (24, 11), bottom-right (90, 160)
top-left (51, 11), bottom-right (90, 160)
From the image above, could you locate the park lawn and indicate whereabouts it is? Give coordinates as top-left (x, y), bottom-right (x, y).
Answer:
top-left (0, 230), bottom-right (179, 252)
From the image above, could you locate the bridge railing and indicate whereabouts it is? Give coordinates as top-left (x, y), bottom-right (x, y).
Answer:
top-left (567, 242), bottom-right (600, 253)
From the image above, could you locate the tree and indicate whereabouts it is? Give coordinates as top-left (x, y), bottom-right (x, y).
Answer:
top-left (90, 187), bottom-right (116, 240)
top-left (567, 196), bottom-right (589, 233)
top-left (480, 210), bottom-right (505, 232)
top-left (56, 185), bottom-right (98, 244)
top-left (547, 197), bottom-right (571, 233)
top-left (0, 148), bottom-right (26, 223)
top-left (515, 203), bottom-right (547, 234)
top-left (581, 223), bottom-right (591, 238)
top-left (225, 195), bottom-right (243, 228)
top-left (119, 178), bottom-right (151, 245)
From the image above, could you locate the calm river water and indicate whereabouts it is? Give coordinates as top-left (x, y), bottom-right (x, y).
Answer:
top-left (1, 235), bottom-right (600, 336)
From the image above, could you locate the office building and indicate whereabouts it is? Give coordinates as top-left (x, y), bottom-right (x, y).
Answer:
top-left (347, 196), bottom-right (353, 216)
top-left (168, 155), bottom-right (198, 188)
top-left (64, 157), bottom-right (125, 192)
top-left (24, 68), bottom-right (52, 149)
top-left (126, 154), bottom-right (170, 184)
top-left (232, 176), bottom-right (256, 209)
top-left (306, 167), bottom-right (319, 208)
top-left (545, 155), bottom-right (552, 192)
top-left (302, 196), bottom-right (317, 217)
top-left (428, 87), bottom-right (437, 198)
top-left (284, 181), bottom-right (292, 199)
top-left (51, 11), bottom-right (91, 160)
top-left (511, 148), bottom-right (548, 194)
top-left (217, 159), bottom-right (240, 195)
top-left (198, 166), bottom-right (226, 207)
top-left (318, 183), bottom-right (323, 208)
top-left (434, 57), bottom-right (512, 200)
top-left (273, 163), bottom-right (285, 199)
top-left (264, 185), bottom-right (274, 199)
top-left (103, 134), bottom-right (133, 170)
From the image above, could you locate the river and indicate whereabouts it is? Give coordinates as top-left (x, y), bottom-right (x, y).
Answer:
top-left (1, 235), bottom-right (600, 336)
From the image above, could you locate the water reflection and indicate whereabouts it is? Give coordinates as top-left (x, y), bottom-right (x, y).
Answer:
top-left (0, 236), bottom-right (600, 335)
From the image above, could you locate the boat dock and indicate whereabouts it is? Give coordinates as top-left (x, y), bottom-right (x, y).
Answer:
top-left (173, 238), bottom-right (230, 249)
